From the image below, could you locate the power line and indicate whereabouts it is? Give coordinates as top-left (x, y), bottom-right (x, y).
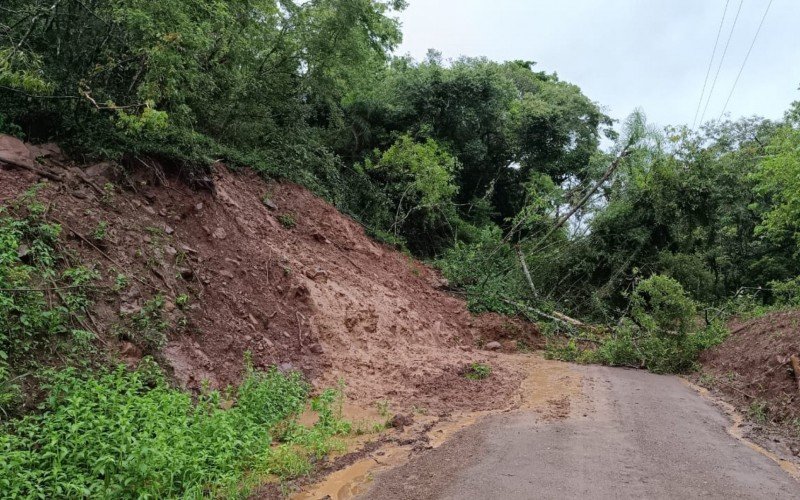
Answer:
top-left (692, 0), bottom-right (731, 128)
top-left (698, 0), bottom-right (745, 126)
top-left (717, 0), bottom-right (774, 121)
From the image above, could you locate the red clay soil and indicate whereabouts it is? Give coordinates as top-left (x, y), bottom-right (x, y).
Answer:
top-left (698, 311), bottom-right (800, 424)
top-left (0, 142), bottom-right (541, 412)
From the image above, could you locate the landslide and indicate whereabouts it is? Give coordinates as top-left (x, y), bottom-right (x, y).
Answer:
top-left (0, 139), bottom-right (541, 412)
top-left (697, 311), bottom-right (800, 448)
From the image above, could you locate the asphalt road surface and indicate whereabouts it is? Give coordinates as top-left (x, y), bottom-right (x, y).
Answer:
top-left (360, 365), bottom-right (800, 499)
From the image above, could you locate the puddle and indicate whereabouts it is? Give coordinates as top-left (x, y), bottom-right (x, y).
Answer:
top-left (292, 354), bottom-right (583, 500)
top-left (684, 379), bottom-right (800, 481)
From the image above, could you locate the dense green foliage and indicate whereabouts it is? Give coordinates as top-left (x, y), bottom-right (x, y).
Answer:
top-left (547, 275), bottom-right (727, 374)
top-left (0, 187), bottom-right (101, 414)
top-left (0, 361), bottom-right (350, 498)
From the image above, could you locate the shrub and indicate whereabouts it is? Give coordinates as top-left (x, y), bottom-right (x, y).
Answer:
top-left (0, 360), bottom-right (350, 498)
top-left (546, 276), bottom-right (727, 374)
top-left (629, 275), bottom-right (697, 335)
top-left (463, 362), bottom-right (492, 380)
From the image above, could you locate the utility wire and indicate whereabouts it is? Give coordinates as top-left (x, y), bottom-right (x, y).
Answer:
top-left (717, 0), bottom-right (774, 121)
top-left (698, 0), bottom-right (744, 126)
top-left (692, 0), bottom-right (731, 128)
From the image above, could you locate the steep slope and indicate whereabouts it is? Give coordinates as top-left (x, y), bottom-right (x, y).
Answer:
top-left (0, 139), bottom-right (541, 412)
top-left (699, 311), bottom-right (800, 424)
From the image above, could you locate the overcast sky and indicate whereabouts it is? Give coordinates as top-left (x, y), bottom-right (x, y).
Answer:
top-left (395, 0), bottom-right (800, 129)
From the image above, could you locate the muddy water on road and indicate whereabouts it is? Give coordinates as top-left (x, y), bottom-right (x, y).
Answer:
top-left (292, 354), bottom-right (582, 500)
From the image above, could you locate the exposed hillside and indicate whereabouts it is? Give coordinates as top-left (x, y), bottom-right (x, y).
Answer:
top-left (698, 311), bottom-right (800, 428)
top-left (0, 136), bottom-right (540, 414)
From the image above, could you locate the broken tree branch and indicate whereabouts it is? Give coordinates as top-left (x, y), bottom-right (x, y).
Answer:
top-left (516, 246), bottom-right (538, 300)
top-left (500, 297), bottom-right (588, 330)
top-left (0, 158), bottom-right (64, 182)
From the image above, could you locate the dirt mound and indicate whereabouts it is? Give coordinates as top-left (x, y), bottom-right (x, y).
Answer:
top-left (699, 311), bottom-right (800, 423)
top-left (1, 143), bottom-right (541, 412)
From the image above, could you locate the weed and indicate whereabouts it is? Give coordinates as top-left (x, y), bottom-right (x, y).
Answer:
top-left (91, 220), bottom-right (108, 241)
top-left (697, 372), bottom-right (716, 387)
top-left (0, 360), bottom-right (351, 497)
top-left (748, 401), bottom-right (769, 424)
top-left (515, 339), bottom-right (533, 353)
top-left (412, 405), bottom-right (428, 416)
top-left (112, 273), bottom-right (129, 292)
top-left (176, 293), bottom-right (189, 309)
top-left (0, 191), bottom-right (99, 415)
top-left (375, 399), bottom-right (391, 418)
top-left (117, 295), bottom-right (168, 350)
top-left (101, 182), bottom-right (116, 204)
top-left (278, 213), bottom-right (296, 229)
top-left (464, 362), bottom-right (492, 380)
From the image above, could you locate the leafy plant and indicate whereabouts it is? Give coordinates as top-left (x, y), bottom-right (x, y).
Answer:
top-left (91, 221), bottom-right (108, 242)
top-left (0, 360), bottom-right (351, 498)
top-left (278, 214), bottom-right (297, 229)
top-left (464, 362), bottom-right (492, 380)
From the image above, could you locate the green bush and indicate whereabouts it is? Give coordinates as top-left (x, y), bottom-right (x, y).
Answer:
top-left (629, 275), bottom-right (697, 335)
top-left (547, 276), bottom-right (727, 374)
top-left (464, 362), bottom-right (492, 380)
top-left (0, 360), bottom-right (350, 498)
top-left (0, 191), bottom-right (100, 415)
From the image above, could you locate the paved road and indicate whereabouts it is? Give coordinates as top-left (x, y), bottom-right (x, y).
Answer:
top-left (361, 365), bottom-right (800, 499)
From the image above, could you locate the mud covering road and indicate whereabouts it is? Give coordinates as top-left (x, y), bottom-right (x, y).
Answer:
top-left (360, 365), bottom-right (800, 499)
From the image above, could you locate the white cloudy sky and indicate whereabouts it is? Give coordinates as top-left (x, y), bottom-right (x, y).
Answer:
top-left (394, 0), bottom-right (800, 129)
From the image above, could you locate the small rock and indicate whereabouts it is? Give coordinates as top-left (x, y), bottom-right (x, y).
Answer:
top-left (248, 314), bottom-right (259, 326)
top-left (0, 134), bottom-right (34, 167)
top-left (263, 198), bottom-right (278, 210)
top-left (212, 227), bottom-right (227, 240)
top-left (264, 338), bottom-right (274, 348)
top-left (164, 225), bottom-right (174, 235)
top-left (83, 161), bottom-right (113, 180)
top-left (158, 209), bottom-right (167, 217)
top-left (309, 343), bottom-right (324, 355)
top-left (195, 202), bottom-right (204, 211)
top-left (278, 362), bottom-right (295, 373)
top-left (16, 244), bottom-right (30, 259)
top-left (219, 270), bottom-right (234, 279)
top-left (143, 205), bottom-right (156, 215)
top-left (26, 142), bottom-right (63, 162)
top-left (485, 341), bottom-right (502, 351)
top-left (389, 413), bottom-right (414, 431)
top-left (165, 245), bottom-right (178, 257)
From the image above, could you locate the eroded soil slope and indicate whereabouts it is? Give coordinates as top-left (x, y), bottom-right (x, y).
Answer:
top-left (0, 142), bottom-right (541, 412)
top-left (699, 311), bottom-right (800, 424)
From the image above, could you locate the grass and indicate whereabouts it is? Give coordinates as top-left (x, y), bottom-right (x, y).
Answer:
top-left (464, 362), bottom-right (492, 380)
top-left (278, 214), bottom-right (296, 229)
top-left (0, 358), bottom-right (353, 498)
